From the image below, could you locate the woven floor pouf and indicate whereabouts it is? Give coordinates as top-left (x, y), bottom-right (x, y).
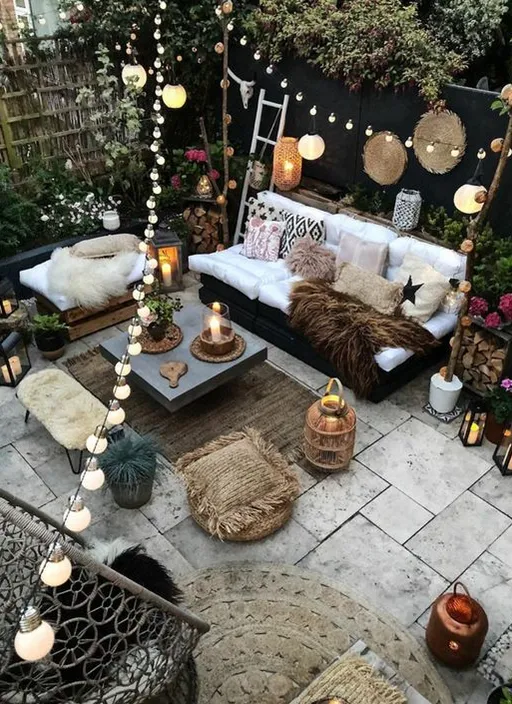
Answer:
top-left (175, 428), bottom-right (300, 541)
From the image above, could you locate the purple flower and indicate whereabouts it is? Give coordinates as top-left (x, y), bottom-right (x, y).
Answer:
top-left (484, 312), bottom-right (502, 329)
top-left (170, 174), bottom-right (182, 189)
top-left (499, 293), bottom-right (512, 321)
top-left (208, 168), bottom-right (220, 181)
top-left (469, 296), bottom-right (488, 317)
top-left (501, 378), bottom-right (512, 392)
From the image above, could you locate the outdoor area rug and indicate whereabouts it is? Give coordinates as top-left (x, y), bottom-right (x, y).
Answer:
top-left (65, 348), bottom-right (316, 464)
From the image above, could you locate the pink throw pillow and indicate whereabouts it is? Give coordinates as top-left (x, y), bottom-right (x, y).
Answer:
top-left (336, 231), bottom-right (388, 275)
top-left (242, 217), bottom-right (285, 261)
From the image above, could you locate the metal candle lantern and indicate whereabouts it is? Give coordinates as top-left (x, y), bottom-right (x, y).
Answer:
top-left (458, 400), bottom-right (487, 446)
top-left (304, 378), bottom-right (356, 472)
top-left (273, 137), bottom-right (302, 191)
top-left (493, 422), bottom-right (512, 476)
top-left (200, 302), bottom-right (234, 355)
top-left (0, 332), bottom-right (31, 387)
top-left (151, 229), bottom-right (183, 293)
top-left (426, 582), bottom-right (488, 668)
top-left (0, 278), bottom-right (18, 319)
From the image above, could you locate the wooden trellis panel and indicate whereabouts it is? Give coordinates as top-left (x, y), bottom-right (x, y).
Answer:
top-left (0, 36), bottom-right (103, 171)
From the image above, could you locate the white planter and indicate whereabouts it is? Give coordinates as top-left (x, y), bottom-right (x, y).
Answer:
top-left (429, 372), bottom-right (463, 414)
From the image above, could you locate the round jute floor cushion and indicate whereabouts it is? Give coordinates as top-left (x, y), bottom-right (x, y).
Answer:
top-left (181, 564), bottom-right (453, 704)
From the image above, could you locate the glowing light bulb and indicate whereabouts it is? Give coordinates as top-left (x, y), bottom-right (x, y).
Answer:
top-left (328, 113), bottom-right (336, 123)
top-left (76, 2), bottom-right (84, 11)
top-left (253, 50), bottom-right (261, 61)
top-left (426, 142), bottom-right (435, 153)
top-left (153, 184), bottom-right (162, 194)
top-left (132, 284), bottom-right (146, 300)
top-left (280, 78), bottom-right (288, 88)
top-left (128, 318), bottom-right (142, 336)
top-left (153, 100), bottom-right (162, 111)
top-left (478, 148), bottom-right (486, 159)
top-left (150, 141), bottom-right (160, 153)
top-left (137, 303), bottom-right (151, 318)
top-left (156, 114), bottom-right (165, 125)
top-left (114, 378), bottom-right (131, 399)
top-left (81, 460), bottom-right (105, 491)
top-left (148, 212), bottom-right (158, 224)
top-left (157, 154), bottom-right (165, 164)
top-left (451, 147), bottom-right (460, 157)
top-left (39, 543), bottom-right (72, 587)
top-left (159, 0), bottom-right (167, 8)
top-left (345, 119), bottom-right (353, 130)
top-left (59, 10), bottom-right (67, 19)
top-left (86, 426), bottom-right (108, 454)
top-left (405, 136), bottom-right (413, 148)
top-left (154, 29), bottom-right (161, 40)
top-left (150, 169), bottom-right (160, 181)
top-left (154, 58), bottom-right (162, 69)
top-left (127, 336), bottom-right (142, 356)
top-left (139, 241), bottom-right (149, 254)
top-left (154, 14), bottom-right (162, 25)
top-left (266, 65), bottom-right (274, 74)
top-left (365, 125), bottom-right (373, 137)
top-left (114, 354), bottom-right (131, 377)
top-left (15, 606), bottom-right (55, 662)
top-left (385, 132), bottom-right (393, 143)
top-left (147, 257), bottom-right (158, 269)
top-left (143, 273), bottom-right (155, 285)
top-left (240, 36), bottom-right (247, 46)
top-left (157, 43), bottom-right (164, 55)
top-left (227, 21), bottom-right (234, 31)
top-left (63, 495), bottom-right (91, 532)
top-left (153, 127), bottom-right (161, 139)
top-left (310, 105), bottom-right (317, 116)
top-left (107, 399), bottom-right (126, 424)
top-left (296, 92), bottom-right (303, 102)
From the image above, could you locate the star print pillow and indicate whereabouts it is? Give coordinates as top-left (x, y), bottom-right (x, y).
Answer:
top-left (396, 254), bottom-right (451, 323)
top-left (244, 197), bottom-right (285, 232)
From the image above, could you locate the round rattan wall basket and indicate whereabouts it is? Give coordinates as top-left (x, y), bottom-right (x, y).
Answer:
top-left (363, 132), bottom-right (408, 186)
top-left (413, 110), bottom-right (466, 174)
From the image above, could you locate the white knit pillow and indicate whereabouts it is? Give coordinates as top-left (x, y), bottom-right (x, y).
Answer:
top-left (396, 254), bottom-right (450, 323)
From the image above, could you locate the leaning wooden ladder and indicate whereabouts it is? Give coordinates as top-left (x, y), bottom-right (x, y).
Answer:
top-left (234, 88), bottom-right (290, 244)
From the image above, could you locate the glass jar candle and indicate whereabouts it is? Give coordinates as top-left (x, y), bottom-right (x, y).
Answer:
top-left (200, 302), bottom-right (235, 355)
top-left (102, 210), bottom-right (120, 231)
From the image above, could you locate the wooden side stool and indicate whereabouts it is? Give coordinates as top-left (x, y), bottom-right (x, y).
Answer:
top-left (17, 369), bottom-right (109, 474)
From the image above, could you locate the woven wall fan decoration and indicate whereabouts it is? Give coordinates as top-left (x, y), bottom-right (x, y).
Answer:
top-left (413, 110), bottom-right (466, 174)
top-left (363, 132), bottom-right (408, 186)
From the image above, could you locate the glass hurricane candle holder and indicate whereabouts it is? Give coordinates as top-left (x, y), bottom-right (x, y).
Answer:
top-left (200, 302), bottom-right (235, 355)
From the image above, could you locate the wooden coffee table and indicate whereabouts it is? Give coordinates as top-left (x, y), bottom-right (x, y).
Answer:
top-left (99, 303), bottom-right (267, 413)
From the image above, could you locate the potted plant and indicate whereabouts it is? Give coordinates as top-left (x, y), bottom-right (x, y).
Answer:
top-left (99, 435), bottom-right (158, 508)
top-left (488, 684), bottom-right (512, 704)
top-left (146, 294), bottom-right (183, 341)
top-left (485, 378), bottom-right (512, 443)
top-left (32, 313), bottom-right (68, 360)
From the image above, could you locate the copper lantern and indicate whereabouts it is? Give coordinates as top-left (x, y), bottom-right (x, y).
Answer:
top-left (151, 229), bottom-right (183, 293)
top-left (426, 582), bottom-right (488, 668)
top-left (273, 137), bottom-right (302, 191)
top-left (304, 378), bottom-right (356, 472)
top-left (493, 422), bottom-right (512, 476)
top-left (458, 400), bottom-right (487, 446)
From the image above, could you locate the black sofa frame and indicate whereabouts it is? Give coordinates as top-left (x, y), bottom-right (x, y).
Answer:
top-left (198, 273), bottom-right (449, 402)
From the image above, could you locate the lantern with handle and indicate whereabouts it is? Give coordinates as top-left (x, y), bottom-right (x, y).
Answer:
top-left (0, 277), bottom-right (18, 319)
top-left (426, 582), bottom-right (488, 668)
top-left (0, 332), bottom-right (31, 387)
top-left (493, 422), bottom-right (512, 476)
top-left (304, 378), bottom-right (356, 472)
top-left (458, 400), bottom-right (487, 446)
top-left (150, 229), bottom-right (183, 293)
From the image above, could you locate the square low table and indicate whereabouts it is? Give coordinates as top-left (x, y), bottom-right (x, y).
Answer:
top-left (99, 303), bottom-right (267, 413)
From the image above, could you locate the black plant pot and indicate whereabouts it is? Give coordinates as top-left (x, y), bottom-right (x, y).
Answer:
top-left (148, 320), bottom-right (168, 342)
top-left (488, 684), bottom-right (512, 704)
top-left (110, 478), bottom-right (154, 509)
top-left (35, 331), bottom-right (66, 360)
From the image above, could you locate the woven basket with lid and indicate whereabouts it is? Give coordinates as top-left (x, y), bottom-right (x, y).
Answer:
top-left (304, 379), bottom-right (356, 472)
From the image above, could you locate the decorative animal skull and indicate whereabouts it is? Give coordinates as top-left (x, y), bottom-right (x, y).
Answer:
top-left (228, 68), bottom-right (256, 109)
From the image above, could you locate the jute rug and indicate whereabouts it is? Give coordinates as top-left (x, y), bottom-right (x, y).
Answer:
top-left (65, 349), bottom-right (316, 463)
top-left (181, 564), bottom-right (453, 704)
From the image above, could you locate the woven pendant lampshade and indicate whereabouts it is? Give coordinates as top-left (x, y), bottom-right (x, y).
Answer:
top-left (304, 378), bottom-right (356, 472)
top-left (273, 137), bottom-right (302, 191)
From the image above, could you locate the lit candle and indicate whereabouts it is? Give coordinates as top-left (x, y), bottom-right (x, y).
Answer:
top-left (1, 364), bottom-right (15, 384)
top-left (210, 316), bottom-right (222, 342)
top-left (2, 300), bottom-right (12, 315)
top-left (284, 160), bottom-right (294, 173)
top-left (467, 422), bottom-right (480, 445)
top-left (9, 356), bottom-right (21, 375)
top-left (161, 262), bottom-right (172, 287)
top-left (212, 301), bottom-right (222, 314)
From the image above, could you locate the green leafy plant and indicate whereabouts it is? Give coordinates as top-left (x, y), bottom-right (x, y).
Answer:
top-left (31, 314), bottom-right (67, 335)
top-left (244, 0), bottom-right (466, 102)
top-left (146, 294), bottom-right (183, 324)
top-left (341, 183), bottom-right (394, 216)
top-left (500, 686), bottom-right (512, 704)
top-left (487, 379), bottom-right (512, 423)
top-left (0, 165), bottom-right (41, 258)
top-left (99, 435), bottom-right (158, 488)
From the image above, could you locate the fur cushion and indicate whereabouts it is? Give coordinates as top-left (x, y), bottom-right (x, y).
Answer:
top-left (333, 262), bottom-right (403, 316)
top-left (71, 233), bottom-right (140, 258)
top-left (395, 253), bottom-right (451, 323)
top-left (286, 235), bottom-right (336, 280)
top-left (242, 217), bottom-right (285, 261)
top-left (47, 247), bottom-right (138, 308)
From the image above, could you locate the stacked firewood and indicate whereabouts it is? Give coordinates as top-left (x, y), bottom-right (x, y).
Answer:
top-left (183, 204), bottom-right (221, 253)
top-left (458, 327), bottom-right (506, 393)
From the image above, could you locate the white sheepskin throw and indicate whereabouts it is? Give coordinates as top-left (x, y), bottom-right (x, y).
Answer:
top-left (47, 248), bottom-right (138, 309)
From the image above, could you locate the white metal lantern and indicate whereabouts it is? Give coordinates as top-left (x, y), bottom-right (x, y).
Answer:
top-left (121, 63), bottom-right (147, 89)
top-left (298, 133), bottom-right (325, 161)
top-left (162, 84), bottom-right (187, 109)
top-left (392, 189), bottom-right (422, 231)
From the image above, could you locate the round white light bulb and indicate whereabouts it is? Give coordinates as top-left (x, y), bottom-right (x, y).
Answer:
top-left (63, 496), bottom-right (91, 532)
top-left (280, 78), bottom-right (288, 88)
top-left (127, 339), bottom-right (142, 356)
top-left (328, 113), bottom-right (336, 123)
top-left (154, 29), bottom-right (161, 40)
top-left (106, 401), bottom-right (126, 425)
top-left (345, 119), bottom-right (353, 130)
top-left (365, 125), bottom-right (373, 136)
top-left (154, 14), bottom-right (162, 25)
top-left (153, 185), bottom-right (162, 195)
top-left (114, 379), bottom-right (131, 399)
top-left (15, 607), bottom-right (55, 662)
top-left (426, 142), bottom-right (435, 153)
top-left (143, 273), bottom-right (155, 285)
top-left (139, 241), bottom-right (149, 253)
top-left (253, 50), bottom-right (261, 61)
top-left (147, 257), bottom-right (158, 269)
top-left (240, 36), bottom-right (247, 46)
top-left (39, 545), bottom-right (72, 587)
top-left (296, 92), bottom-right (303, 102)
top-left (451, 147), bottom-right (460, 157)
top-left (128, 319), bottom-right (142, 336)
top-left (86, 432), bottom-right (108, 454)
top-left (405, 137), bottom-right (413, 148)
top-left (114, 358), bottom-right (131, 377)
top-left (266, 65), bottom-right (274, 74)
top-left (385, 133), bottom-right (393, 143)
top-left (81, 465), bottom-right (105, 491)
top-left (148, 213), bottom-right (158, 224)
top-left (137, 304), bottom-right (151, 318)
top-left (150, 169), bottom-right (159, 181)
top-left (478, 149), bottom-right (486, 160)
top-left (157, 154), bottom-right (165, 164)
top-left (132, 285), bottom-right (146, 300)
top-left (162, 84), bottom-right (187, 109)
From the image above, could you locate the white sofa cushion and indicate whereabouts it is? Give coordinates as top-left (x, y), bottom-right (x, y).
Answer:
top-left (19, 252), bottom-right (146, 311)
top-left (258, 277), bottom-right (302, 314)
top-left (188, 245), bottom-right (290, 300)
top-left (257, 190), bottom-right (325, 223)
top-left (387, 236), bottom-right (466, 282)
top-left (325, 213), bottom-right (398, 248)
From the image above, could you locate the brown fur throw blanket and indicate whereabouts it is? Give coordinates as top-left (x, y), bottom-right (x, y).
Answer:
top-left (288, 280), bottom-right (439, 397)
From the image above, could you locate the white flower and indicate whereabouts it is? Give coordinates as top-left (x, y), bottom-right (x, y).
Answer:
top-left (85, 193), bottom-right (95, 203)
top-left (65, 159), bottom-right (73, 170)
top-left (40, 214), bottom-right (49, 222)
top-left (58, 194), bottom-right (64, 200)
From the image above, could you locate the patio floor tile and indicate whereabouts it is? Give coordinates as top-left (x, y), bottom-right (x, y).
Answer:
top-left (471, 467), bottom-right (512, 517)
top-left (0, 445), bottom-right (55, 507)
top-left (361, 486), bottom-right (433, 544)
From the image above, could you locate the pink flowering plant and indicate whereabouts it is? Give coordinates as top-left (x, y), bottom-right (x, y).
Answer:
top-left (469, 296), bottom-right (489, 317)
top-left (169, 141), bottom-right (229, 196)
top-left (469, 294), bottom-right (512, 330)
top-left (487, 378), bottom-right (512, 424)
top-left (499, 294), bottom-right (512, 322)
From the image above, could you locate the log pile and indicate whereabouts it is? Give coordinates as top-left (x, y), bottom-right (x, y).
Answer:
top-left (458, 326), bottom-right (506, 393)
top-left (183, 203), bottom-right (221, 254)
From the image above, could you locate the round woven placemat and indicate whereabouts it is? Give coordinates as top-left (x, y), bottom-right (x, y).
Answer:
top-left (413, 110), bottom-right (466, 174)
top-left (363, 132), bottom-right (407, 185)
top-left (140, 324), bottom-right (183, 354)
top-left (189, 333), bottom-right (246, 363)
top-left (182, 564), bottom-right (453, 704)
